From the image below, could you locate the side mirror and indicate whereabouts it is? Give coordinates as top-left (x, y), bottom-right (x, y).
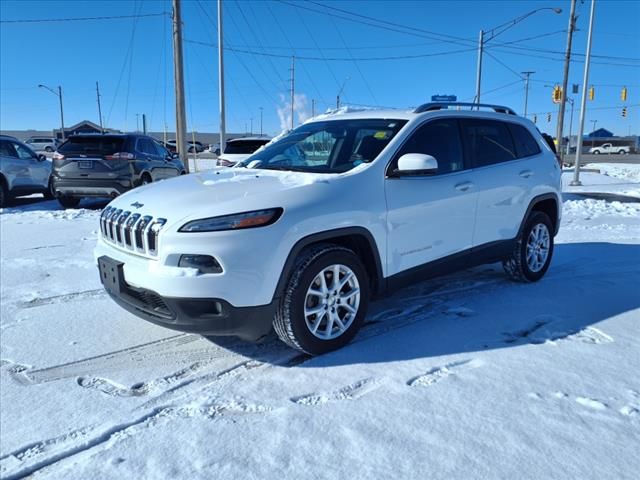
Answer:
top-left (171, 153), bottom-right (180, 160)
top-left (396, 153), bottom-right (438, 175)
top-left (37, 154), bottom-right (47, 162)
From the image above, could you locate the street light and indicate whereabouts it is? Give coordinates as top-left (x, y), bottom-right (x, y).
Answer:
top-left (38, 84), bottom-right (65, 141)
top-left (475, 7), bottom-right (562, 105)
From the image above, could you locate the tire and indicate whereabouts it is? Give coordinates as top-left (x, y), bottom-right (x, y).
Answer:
top-left (58, 196), bottom-right (81, 209)
top-left (618, 149), bottom-right (626, 155)
top-left (273, 244), bottom-right (370, 355)
top-left (0, 180), bottom-right (8, 208)
top-left (593, 150), bottom-right (600, 155)
top-left (140, 174), bottom-right (152, 186)
top-left (503, 211), bottom-right (554, 282)
top-left (43, 176), bottom-right (55, 200)
top-left (45, 146), bottom-right (54, 152)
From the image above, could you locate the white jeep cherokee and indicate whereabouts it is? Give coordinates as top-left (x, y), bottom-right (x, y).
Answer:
top-left (95, 102), bottom-right (562, 355)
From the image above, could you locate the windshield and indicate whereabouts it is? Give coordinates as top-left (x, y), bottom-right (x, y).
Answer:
top-left (225, 140), bottom-right (269, 154)
top-left (240, 119), bottom-right (407, 173)
top-left (58, 136), bottom-right (126, 155)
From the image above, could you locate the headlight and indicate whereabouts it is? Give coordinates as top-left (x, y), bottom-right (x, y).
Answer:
top-left (179, 208), bottom-right (283, 233)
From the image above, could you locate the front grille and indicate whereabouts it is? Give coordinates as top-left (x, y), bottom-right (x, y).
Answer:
top-left (100, 206), bottom-right (167, 257)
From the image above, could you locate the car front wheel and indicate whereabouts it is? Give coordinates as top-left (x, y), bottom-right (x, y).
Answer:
top-left (58, 196), bottom-right (81, 209)
top-left (273, 244), bottom-right (370, 355)
top-left (503, 211), bottom-right (554, 282)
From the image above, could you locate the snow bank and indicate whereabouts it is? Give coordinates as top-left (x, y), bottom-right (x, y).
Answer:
top-left (585, 163), bottom-right (640, 183)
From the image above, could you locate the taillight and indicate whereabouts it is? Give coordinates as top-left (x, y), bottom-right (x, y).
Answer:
top-left (105, 152), bottom-right (135, 160)
top-left (217, 158), bottom-right (234, 167)
top-left (53, 152), bottom-right (65, 160)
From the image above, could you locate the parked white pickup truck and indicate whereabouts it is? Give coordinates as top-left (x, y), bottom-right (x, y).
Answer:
top-left (589, 143), bottom-right (630, 155)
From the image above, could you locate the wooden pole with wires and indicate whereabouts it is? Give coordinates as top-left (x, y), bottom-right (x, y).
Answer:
top-left (172, 0), bottom-right (189, 171)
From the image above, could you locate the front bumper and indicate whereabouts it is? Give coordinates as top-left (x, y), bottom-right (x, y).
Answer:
top-left (98, 255), bottom-right (275, 341)
top-left (53, 177), bottom-right (132, 198)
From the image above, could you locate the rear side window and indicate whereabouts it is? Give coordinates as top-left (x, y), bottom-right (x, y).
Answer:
top-left (58, 136), bottom-right (126, 155)
top-left (225, 140), bottom-right (268, 154)
top-left (460, 119), bottom-right (517, 167)
top-left (395, 119), bottom-right (464, 174)
top-left (136, 138), bottom-right (157, 155)
top-left (0, 140), bottom-right (18, 157)
top-left (508, 123), bottom-right (541, 158)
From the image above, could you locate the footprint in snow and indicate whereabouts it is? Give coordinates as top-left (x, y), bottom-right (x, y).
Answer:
top-left (408, 359), bottom-right (481, 387)
top-left (77, 377), bottom-right (150, 397)
top-left (575, 396), bottom-right (608, 411)
top-left (619, 405), bottom-right (639, 417)
top-left (291, 377), bottom-right (382, 406)
top-left (445, 306), bottom-right (475, 317)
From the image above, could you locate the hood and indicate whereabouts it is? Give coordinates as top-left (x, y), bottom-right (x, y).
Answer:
top-left (108, 167), bottom-right (334, 228)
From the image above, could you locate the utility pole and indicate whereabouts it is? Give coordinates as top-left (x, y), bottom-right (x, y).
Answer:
top-left (590, 119), bottom-right (598, 148)
top-left (96, 81), bottom-right (104, 133)
top-left (522, 71), bottom-right (535, 117)
top-left (571, 0), bottom-right (596, 186)
top-left (38, 84), bottom-right (65, 141)
top-left (475, 30), bottom-right (484, 105)
top-left (136, 113), bottom-right (140, 132)
top-left (142, 113), bottom-right (147, 134)
top-left (172, 0), bottom-right (189, 171)
top-left (312, 99), bottom-right (315, 118)
top-left (250, 117), bottom-right (253, 135)
top-left (218, 0), bottom-right (226, 155)
top-left (336, 76), bottom-right (350, 110)
top-left (566, 97), bottom-right (575, 156)
top-left (556, 0), bottom-right (577, 162)
top-left (259, 107), bottom-right (263, 136)
top-left (290, 56), bottom-right (295, 130)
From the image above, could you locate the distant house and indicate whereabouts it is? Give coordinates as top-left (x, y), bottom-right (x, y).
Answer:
top-left (53, 120), bottom-right (120, 140)
top-left (587, 128), bottom-right (614, 138)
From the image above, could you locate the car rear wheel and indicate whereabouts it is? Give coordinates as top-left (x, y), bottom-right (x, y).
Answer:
top-left (503, 211), bottom-right (554, 282)
top-left (593, 150), bottom-right (600, 155)
top-left (58, 196), bottom-right (81, 209)
top-left (43, 176), bottom-right (55, 200)
top-left (618, 149), bottom-right (627, 155)
top-left (0, 180), bottom-right (8, 208)
top-left (273, 244), bottom-right (370, 355)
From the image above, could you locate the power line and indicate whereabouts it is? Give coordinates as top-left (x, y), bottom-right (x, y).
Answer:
top-left (484, 51), bottom-right (524, 80)
top-left (0, 12), bottom-right (168, 23)
top-left (184, 38), bottom-right (477, 62)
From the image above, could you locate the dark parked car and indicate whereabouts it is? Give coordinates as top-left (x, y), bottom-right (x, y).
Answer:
top-left (164, 139), bottom-right (204, 153)
top-left (51, 134), bottom-right (186, 208)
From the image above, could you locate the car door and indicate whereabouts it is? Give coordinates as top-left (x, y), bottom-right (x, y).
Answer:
top-left (460, 119), bottom-right (539, 247)
top-left (384, 118), bottom-right (477, 276)
top-left (154, 142), bottom-right (180, 177)
top-left (10, 140), bottom-right (50, 188)
top-left (135, 138), bottom-right (160, 180)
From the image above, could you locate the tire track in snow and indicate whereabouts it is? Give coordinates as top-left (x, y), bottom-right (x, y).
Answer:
top-left (18, 289), bottom-right (106, 309)
top-left (0, 397), bottom-right (272, 480)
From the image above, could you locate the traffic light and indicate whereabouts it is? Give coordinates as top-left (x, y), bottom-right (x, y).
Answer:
top-left (621, 87), bottom-right (628, 102)
top-left (547, 113), bottom-right (551, 122)
top-left (588, 86), bottom-right (595, 101)
top-left (552, 85), bottom-right (562, 103)
top-left (622, 107), bottom-right (627, 118)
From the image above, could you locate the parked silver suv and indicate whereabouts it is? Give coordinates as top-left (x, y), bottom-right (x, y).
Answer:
top-left (24, 137), bottom-right (60, 153)
top-left (0, 135), bottom-right (54, 207)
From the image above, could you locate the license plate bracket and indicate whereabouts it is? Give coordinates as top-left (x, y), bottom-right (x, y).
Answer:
top-left (78, 160), bottom-right (93, 169)
top-left (98, 256), bottom-right (124, 295)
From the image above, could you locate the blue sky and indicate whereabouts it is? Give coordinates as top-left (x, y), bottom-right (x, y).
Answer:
top-left (1, 0), bottom-right (638, 137)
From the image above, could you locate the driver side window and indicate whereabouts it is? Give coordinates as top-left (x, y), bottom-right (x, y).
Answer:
top-left (396, 119), bottom-right (464, 174)
top-left (12, 142), bottom-right (36, 160)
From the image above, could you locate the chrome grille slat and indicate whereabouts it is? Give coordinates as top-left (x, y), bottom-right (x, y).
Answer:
top-left (100, 208), bottom-right (165, 257)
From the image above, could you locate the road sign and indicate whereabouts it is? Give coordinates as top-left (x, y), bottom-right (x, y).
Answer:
top-left (431, 95), bottom-right (457, 102)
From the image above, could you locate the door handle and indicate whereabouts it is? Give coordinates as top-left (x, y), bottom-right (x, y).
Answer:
top-left (455, 181), bottom-right (473, 192)
top-left (519, 170), bottom-right (533, 178)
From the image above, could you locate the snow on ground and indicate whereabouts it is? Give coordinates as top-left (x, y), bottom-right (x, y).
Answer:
top-left (563, 163), bottom-right (640, 199)
top-left (1, 172), bottom-right (640, 479)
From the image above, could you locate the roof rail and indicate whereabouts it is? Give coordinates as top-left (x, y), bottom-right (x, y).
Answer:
top-left (414, 102), bottom-right (517, 115)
